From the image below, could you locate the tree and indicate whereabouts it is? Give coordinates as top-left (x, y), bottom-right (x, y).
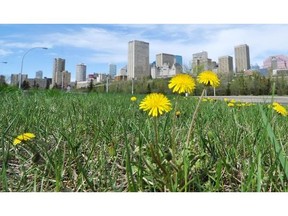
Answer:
top-left (22, 80), bottom-right (30, 90)
top-left (88, 79), bottom-right (94, 92)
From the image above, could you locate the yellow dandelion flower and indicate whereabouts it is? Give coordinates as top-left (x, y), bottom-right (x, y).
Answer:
top-left (228, 102), bottom-right (235, 107)
top-left (224, 98), bottom-right (229, 102)
top-left (13, 132), bottom-right (36, 145)
top-left (202, 98), bottom-right (208, 102)
top-left (272, 102), bottom-right (287, 116)
top-left (168, 73), bottom-right (196, 94)
top-left (197, 70), bottom-right (220, 88)
top-left (130, 96), bottom-right (137, 102)
top-left (230, 99), bottom-right (236, 103)
top-left (139, 93), bottom-right (172, 117)
top-left (176, 111), bottom-right (181, 117)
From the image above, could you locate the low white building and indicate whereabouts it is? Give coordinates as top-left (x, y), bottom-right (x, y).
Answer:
top-left (151, 63), bottom-right (182, 79)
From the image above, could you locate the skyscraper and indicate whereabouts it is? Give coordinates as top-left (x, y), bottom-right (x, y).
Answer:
top-left (218, 56), bottom-right (233, 74)
top-left (76, 63), bottom-right (87, 82)
top-left (234, 44), bottom-right (250, 73)
top-left (192, 51), bottom-right (216, 73)
top-left (52, 58), bottom-right (65, 86)
top-left (174, 55), bottom-right (183, 66)
top-left (109, 64), bottom-right (117, 77)
top-left (36, 70), bottom-right (43, 79)
top-left (127, 40), bottom-right (150, 80)
top-left (156, 53), bottom-right (175, 67)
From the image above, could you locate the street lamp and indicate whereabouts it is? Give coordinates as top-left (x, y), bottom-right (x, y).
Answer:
top-left (19, 47), bottom-right (48, 89)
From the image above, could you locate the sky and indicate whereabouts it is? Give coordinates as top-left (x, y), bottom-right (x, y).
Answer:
top-left (1, 24), bottom-right (288, 82)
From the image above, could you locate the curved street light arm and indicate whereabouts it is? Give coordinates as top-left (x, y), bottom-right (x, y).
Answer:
top-left (19, 47), bottom-right (48, 89)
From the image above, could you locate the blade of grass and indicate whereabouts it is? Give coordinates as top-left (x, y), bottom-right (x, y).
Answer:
top-left (260, 106), bottom-right (288, 180)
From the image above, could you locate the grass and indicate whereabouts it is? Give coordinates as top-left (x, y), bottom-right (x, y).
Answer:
top-left (1, 90), bottom-right (288, 192)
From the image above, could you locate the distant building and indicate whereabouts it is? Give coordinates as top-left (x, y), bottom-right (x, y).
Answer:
top-left (0, 75), bottom-right (5, 84)
top-left (192, 51), bottom-right (217, 73)
top-left (76, 81), bottom-right (90, 89)
top-left (35, 70), bottom-right (43, 79)
top-left (156, 53), bottom-right (175, 67)
top-left (263, 55), bottom-right (288, 70)
top-left (27, 77), bottom-right (52, 89)
top-left (151, 63), bottom-right (182, 79)
top-left (115, 65), bottom-right (127, 81)
top-left (10, 74), bottom-right (28, 86)
top-left (61, 70), bottom-right (71, 89)
top-left (218, 56), bottom-right (233, 79)
top-left (127, 40), bottom-right (150, 80)
top-left (155, 53), bottom-right (183, 68)
top-left (234, 44), bottom-right (250, 73)
top-left (272, 69), bottom-right (288, 76)
top-left (52, 58), bottom-right (65, 87)
top-left (109, 64), bottom-right (117, 78)
top-left (174, 55), bottom-right (183, 66)
top-left (76, 63), bottom-right (87, 82)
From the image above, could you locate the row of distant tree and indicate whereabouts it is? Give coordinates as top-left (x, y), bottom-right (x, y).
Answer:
top-left (84, 72), bottom-right (287, 96)
top-left (1, 72), bottom-right (288, 96)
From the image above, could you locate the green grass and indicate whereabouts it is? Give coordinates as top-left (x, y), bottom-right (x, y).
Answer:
top-left (1, 90), bottom-right (288, 191)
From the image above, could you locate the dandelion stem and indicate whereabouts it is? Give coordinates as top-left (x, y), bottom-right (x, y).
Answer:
top-left (150, 117), bottom-right (167, 175)
top-left (171, 96), bottom-right (179, 163)
top-left (185, 88), bottom-right (205, 147)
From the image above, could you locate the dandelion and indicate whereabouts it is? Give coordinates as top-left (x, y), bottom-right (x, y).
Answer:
top-left (197, 70), bottom-right (220, 88)
top-left (130, 96), bottom-right (137, 102)
top-left (228, 102), bottom-right (235, 107)
top-left (139, 93), bottom-right (172, 117)
top-left (272, 102), bottom-right (287, 116)
top-left (175, 111), bottom-right (181, 118)
top-left (168, 73), bottom-right (196, 94)
top-left (13, 133), bottom-right (36, 145)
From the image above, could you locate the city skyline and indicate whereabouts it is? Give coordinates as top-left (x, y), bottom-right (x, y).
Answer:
top-left (1, 24), bottom-right (288, 81)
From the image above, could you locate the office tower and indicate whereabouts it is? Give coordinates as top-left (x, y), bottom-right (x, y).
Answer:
top-left (156, 53), bottom-right (175, 67)
top-left (36, 70), bottom-right (43, 79)
top-left (234, 44), bottom-right (250, 73)
top-left (10, 74), bottom-right (28, 86)
top-left (109, 64), bottom-right (117, 77)
top-left (76, 63), bottom-right (87, 82)
top-left (218, 56), bottom-right (233, 74)
top-left (0, 75), bottom-right (5, 84)
top-left (127, 40), bottom-right (150, 80)
top-left (192, 51), bottom-right (215, 73)
top-left (52, 58), bottom-right (65, 86)
top-left (61, 70), bottom-right (71, 89)
top-left (174, 55), bottom-right (183, 65)
top-left (263, 55), bottom-right (288, 70)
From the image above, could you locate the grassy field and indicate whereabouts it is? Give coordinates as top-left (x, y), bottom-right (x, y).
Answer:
top-left (1, 89), bottom-right (288, 192)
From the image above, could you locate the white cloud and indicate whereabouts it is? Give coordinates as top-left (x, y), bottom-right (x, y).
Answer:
top-left (3, 24), bottom-right (288, 69)
top-left (0, 48), bottom-right (12, 56)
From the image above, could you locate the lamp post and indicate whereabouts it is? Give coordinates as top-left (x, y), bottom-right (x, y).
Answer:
top-left (19, 47), bottom-right (48, 89)
top-left (131, 77), bottom-right (134, 94)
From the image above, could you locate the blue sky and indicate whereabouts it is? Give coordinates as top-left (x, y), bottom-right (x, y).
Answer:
top-left (1, 24), bottom-right (288, 82)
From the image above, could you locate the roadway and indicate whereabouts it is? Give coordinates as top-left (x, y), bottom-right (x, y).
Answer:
top-left (204, 95), bottom-right (288, 105)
